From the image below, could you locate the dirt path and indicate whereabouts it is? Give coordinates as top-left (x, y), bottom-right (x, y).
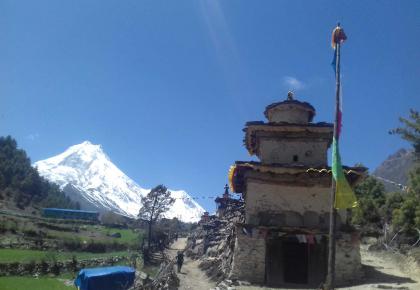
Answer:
top-left (237, 244), bottom-right (420, 290)
top-left (342, 245), bottom-right (420, 290)
top-left (167, 238), bottom-right (216, 290)
top-left (168, 240), bottom-right (419, 290)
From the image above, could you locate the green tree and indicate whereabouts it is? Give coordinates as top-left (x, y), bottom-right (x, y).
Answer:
top-left (0, 136), bottom-right (79, 210)
top-left (389, 109), bottom-right (420, 158)
top-left (352, 176), bottom-right (386, 226)
top-left (138, 185), bottom-right (174, 249)
top-left (389, 110), bottom-right (420, 234)
top-left (383, 191), bottom-right (404, 222)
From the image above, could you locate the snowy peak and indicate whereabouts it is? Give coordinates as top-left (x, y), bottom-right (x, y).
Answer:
top-left (41, 141), bottom-right (107, 168)
top-left (34, 141), bottom-right (205, 222)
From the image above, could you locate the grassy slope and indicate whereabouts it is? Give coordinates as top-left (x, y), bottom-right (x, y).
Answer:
top-left (1, 211), bottom-right (143, 249)
top-left (0, 249), bottom-right (134, 263)
top-left (0, 276), bottom-right (73, 290)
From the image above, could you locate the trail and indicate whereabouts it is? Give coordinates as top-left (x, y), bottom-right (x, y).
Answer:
top-left (237, 245), bottom-right (420, 290)
top-left (167, 240), bottom-right (419, 290)
top-left (343, 245), bottom-right (420, 290)
top-left (167, 238), bottom-right (216, 290)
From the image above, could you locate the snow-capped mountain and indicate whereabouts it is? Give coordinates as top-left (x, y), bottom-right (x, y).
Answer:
top-left (33, 141), bottom-right (205, 222)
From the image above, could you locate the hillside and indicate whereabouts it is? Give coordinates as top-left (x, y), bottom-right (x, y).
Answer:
top-left (0, 136), bottom-right (79, 212)
top-left (372, 148), bottom-right (415, 192)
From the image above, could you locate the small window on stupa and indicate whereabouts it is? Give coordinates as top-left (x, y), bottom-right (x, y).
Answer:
top-left (293, 155), bottom-right (299, 162)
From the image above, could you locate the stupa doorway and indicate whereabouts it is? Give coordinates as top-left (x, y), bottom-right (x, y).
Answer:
top-left (266, 236), bottom-right (328, 288)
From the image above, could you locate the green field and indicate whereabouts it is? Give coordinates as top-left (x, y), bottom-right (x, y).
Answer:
top-left (82, 225), bottom-right (140, 244)
top-left (0, 276), bottom-right (73, 290)
top-left (0, 248), bottom-right (136, 263)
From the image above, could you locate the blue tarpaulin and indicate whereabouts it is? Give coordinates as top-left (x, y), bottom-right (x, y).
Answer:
top-left (74, 266), bottom-right (135, 290)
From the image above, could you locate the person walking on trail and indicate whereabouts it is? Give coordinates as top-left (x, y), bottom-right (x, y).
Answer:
top-left (176, 251), bottom-right (184, 273)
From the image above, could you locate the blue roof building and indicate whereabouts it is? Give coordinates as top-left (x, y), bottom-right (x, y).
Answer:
top-left (42, 208), bottom-right (99, 221)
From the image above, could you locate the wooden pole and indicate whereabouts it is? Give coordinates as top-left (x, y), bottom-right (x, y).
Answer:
top-left (325, 35), bottom-right (341, 290)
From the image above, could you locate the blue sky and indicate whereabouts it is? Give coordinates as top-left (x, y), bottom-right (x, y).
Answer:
top-left (1, 1), bottom-right (419, 212)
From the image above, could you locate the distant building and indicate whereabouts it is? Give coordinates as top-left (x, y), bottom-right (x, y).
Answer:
top-left (228, 94), bottom-right (366, 287)
top-left (43, 208), bottom-right (99, 221)
top-left (214, 184), bottom-right (243, 218)
top-left (199, 211), bottom-right (210, 224)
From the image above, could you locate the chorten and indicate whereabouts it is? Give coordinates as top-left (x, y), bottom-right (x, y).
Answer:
top-left (228, 93), bottom-right (366, 287)
top-left (215, 184), bottom-right (243, 218)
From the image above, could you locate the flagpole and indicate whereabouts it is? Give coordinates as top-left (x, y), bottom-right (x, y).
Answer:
top-left (326, 26), bottom-right (342, 290)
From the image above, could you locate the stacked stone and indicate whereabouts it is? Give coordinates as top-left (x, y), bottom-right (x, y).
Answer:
top-left (184, 202), bottom-right (244, 284)
top-left (134, 253), bottom-right (179, 290)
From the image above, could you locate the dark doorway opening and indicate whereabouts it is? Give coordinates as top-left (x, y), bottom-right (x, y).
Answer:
top-left (266, 237), bottom-right (327, 288)
top-left (283, 241), bottom-right (308, 284)
top-left (266, 239), bottom-right (309, 286)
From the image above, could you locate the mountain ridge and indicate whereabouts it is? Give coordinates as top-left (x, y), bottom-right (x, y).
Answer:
top-left (33, 141), bottom-right (205, 222)
top-left (372, 148), bottom-right (414, 192)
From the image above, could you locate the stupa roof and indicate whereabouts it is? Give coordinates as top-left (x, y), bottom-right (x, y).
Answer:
top-left (264, 99), bottom-right (316, 123)
top-left (229, 161), bottom-right (367, 193)
top-left (243, 121), bottom-right (334, 155)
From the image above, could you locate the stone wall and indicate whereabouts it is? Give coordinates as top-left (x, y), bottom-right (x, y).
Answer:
top-left (259, 139), bottom-right (328, 166)
top-left (245, 181), bottom-right (347, 226)
top-left (229, 227), bottom-right (266, 284)
top-left (266, 106), bottom-right (310, 124)
top-left (335, 233), bottom-right (363, 285)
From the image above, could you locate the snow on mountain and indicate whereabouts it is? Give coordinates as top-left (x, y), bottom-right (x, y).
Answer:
top-left (33, 141), bottom-right (205, 222)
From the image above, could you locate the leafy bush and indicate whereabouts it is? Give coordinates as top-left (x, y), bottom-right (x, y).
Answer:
top-left (85, 240), bottom-right (106, 253)
top-left (40, 259), bottom-right (49, 275)
top-left (62, 237), bottom-right (82, 251)
top-left (51, 262), bottom-right (61, 276)
top-left (69, 255), bottom-right (78, 273)
top-left (44, 252), bottom-right (57, 263)
top-left (351, 176), bottom-right (386, 227)
top-left (23, 260), bottom-right (36, 274)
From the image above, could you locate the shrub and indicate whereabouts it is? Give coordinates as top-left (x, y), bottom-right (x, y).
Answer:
top-left (7, 220), bottom-right (18, 234)
top-left (44, 252), bottom-right (57, 263)
top-left (8, 262), bottom-right (19, 275)
top-left (85, 240), bottom-right (106, 253)
top-left (51, 262), bottom-right (61, 276)
top-left (0, 221), bottom-right (6, 234)
top-left (62, 237), bottom-right (82, 251)
top-left (40, 259), bottom-right (49, 275)
top-left (23, 260), bottom-right (36, 274)
top-left (23, 228), bottom-right (39, 237)
top-left (69, 255), bottom-right (78, 273)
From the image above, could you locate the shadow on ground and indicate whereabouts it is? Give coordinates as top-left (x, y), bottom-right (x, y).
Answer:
top-left (339, 264), bottom-right (416, 288)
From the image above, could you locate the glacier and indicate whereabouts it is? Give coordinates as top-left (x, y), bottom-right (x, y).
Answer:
top-left (33, 141), bottom-right (205, 223)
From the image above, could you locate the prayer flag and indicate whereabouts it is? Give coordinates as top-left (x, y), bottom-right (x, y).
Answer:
top-left (332, 137), bottom-right (357, 209)
top-left (331, 25), bottom-right (357, 209)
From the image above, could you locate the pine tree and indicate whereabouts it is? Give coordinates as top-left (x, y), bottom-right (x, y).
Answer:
top-left (138, 185), bottom-right (174, 249)
top-left (389, 110), bottom-right (420, 234)
top-left (389, 109), bottom-right (420, 158)
top-left (0, 136), bottom-right (79, 210)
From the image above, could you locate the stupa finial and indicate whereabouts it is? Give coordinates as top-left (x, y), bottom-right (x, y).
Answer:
top-left (287, 91), bottom-right (294, 100)
top-left (223, 184), bottom-right (229, 197)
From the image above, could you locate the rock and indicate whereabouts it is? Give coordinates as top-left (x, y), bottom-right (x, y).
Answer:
top-left (237, 280), bottom-right (251, 286)
top-left (110, 232), bottom-right (121, 238)
top-left (185, 203), bottom-right (245, 284)
top-left (362, 237), bottom-right (378, 245)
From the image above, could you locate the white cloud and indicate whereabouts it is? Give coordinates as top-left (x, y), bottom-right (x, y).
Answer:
top-left (282, 76), bottom-right (305, 91)
top-left (26, 133), bottom-right (40, 141)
